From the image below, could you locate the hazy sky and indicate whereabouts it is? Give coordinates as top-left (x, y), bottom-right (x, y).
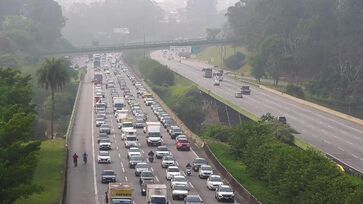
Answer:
top-left (56, 0), bottom-right (238, 11)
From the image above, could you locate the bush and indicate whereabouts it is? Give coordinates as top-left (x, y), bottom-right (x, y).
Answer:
top-left (138, 58), bottom-right (175, 86)
top-left (286, 84), bottom-right (305, 99)
top-left (223, 51), bottom-right (246, 70)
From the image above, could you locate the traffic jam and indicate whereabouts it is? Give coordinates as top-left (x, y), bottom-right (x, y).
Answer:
top-left (92, 53), bottom-right (236, 203)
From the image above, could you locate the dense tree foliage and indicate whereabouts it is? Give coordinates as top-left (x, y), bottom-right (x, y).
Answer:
top-left (227, 0), bottom-right (363, 101)
top-left (203, 119), bottom-right (363, 203)
top-left (138, 58), bottom-right (175, 86)
top-left (223, 51), bottom-right (245, 70)
top-left (0, 0), bottom-right (68, 53)
top-left (37, 58), bottom-right (70, 139)
top-left (0, 68), bottom-right (41, 203)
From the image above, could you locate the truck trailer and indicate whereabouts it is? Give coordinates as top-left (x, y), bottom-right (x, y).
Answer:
top-left (106, 183), bottom-right (134, 204)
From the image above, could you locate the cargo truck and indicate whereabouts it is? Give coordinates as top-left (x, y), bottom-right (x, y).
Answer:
top-left (203, 68), bottom-right (213, 78)
top-left (106, 183), bottom-right (134, 204)
top-left (146, 184), bottom-right (169, 204)
top-left (94, 72), bottom-right (103, 84)
top-left (145, 122), bottom-right (162, 146)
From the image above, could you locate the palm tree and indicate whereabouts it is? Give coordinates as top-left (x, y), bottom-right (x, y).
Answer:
top-left (37, 58), bottom-right (70, 139)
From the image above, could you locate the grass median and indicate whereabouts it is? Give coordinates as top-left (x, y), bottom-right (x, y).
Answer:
top-left (16, 140), bottom-right (66, 204)
top-left (207, 140), bottom-right (282, 204)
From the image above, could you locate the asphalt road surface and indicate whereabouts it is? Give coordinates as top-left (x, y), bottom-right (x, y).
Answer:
top-left (66, 55), bottom-right (241, 204)
top-left (150, 51), bottom-right (363, 173)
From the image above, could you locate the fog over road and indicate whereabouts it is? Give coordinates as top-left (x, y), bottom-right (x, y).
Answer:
top-left (151, 51), bottom-right (363, 173)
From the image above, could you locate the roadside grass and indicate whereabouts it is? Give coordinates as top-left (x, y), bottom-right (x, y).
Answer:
top-left (207, 140), bottom-right (282, 204)
top-left (196, 46), bottom-right (249, 71)
top-left (16, 140), bottom-right (66, 204)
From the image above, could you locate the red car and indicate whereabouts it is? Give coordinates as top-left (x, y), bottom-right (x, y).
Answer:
top-left (176, 138), bottom-right (191, 151)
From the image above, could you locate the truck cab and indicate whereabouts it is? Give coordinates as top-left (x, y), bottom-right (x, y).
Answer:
top-left (106, 183), bottom-right (133, 204)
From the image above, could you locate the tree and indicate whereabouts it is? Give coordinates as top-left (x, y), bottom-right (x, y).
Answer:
top-left (0, 68), bottom-right (42, 203)
top-left (37, 58), bottom-right (70, 139)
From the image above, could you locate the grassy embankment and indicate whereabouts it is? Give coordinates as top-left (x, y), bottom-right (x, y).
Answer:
top-left (16, 140), bottom-right (66, 204)
top-left (196, 46), bottom-right (252, 75)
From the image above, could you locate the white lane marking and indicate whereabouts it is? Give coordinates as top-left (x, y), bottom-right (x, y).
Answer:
top-left (189, 182), bottom-right (194, 189)
top-left (352, 154), bottom-right (359, 159)
top-left (122, 168), bottom-right (125, 173)
top-left (120, 162), bottom-right (124, 168)
top-left (113, 134), bottom-right (116, 139)
top-left (337, 146), bottom-right (345, 152)
top-left (91, 83), bottom-right (100, 204)
top-left (141, 150), bottom-right (145, 153)
top-left (151, 167), bottom-right (154, 172)
top-left (118, 153), bottom-right (121, 158)
top-left (155, 176), bottom-right (159, 182)
top-left (191, 148), bottom-right (198, 157)
top-left (125, 176), bottom-right (128, 181)
top-left (347, 141), bottom-right (354, 145)
top-left (182, 171), bottom-right (186, 177)
top-left (175, 161), bottom-right (179, 166)
top-left (116, 146), bottom-right (119, 150)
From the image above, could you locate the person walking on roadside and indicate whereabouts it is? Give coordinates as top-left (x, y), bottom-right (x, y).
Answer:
top-left (73, 153), bottom-right (79, 167)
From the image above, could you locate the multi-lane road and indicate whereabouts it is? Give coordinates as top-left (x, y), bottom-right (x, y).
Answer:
top-left (150, 51), bottom-right (363, 173)
top-left (66, 55), bottom-right (241, 204)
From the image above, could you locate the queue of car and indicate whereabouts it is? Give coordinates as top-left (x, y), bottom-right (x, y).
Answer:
top-left (93, 54), bottom-right (236, 203)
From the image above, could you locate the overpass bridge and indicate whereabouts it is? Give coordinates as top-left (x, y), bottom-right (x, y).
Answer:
top-left (43, 38), bottom-right (237, 56)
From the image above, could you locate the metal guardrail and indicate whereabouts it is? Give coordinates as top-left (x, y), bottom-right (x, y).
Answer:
top-left (60, 71), bottom-right (85, 204)
top-left (203, 143), bottom-right (261, 204)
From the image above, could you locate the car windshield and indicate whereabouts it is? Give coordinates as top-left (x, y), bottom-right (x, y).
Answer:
top-left (103, 171), bottom-right (114, 175)
top-left (209, 176), bottom-right (222, 181)
top-left (168, 168), bottom-right (179, 172)
top-left (163, 156), bottom-right (174, 161)
top-left (186, 196), bottom-right (202, 202)
top-left (136, 163), bottom-right (149, 168)
top-left (158, 146), bottom-right (168, 151)
top-left (150, 197), bottom-right (166, 203)
top-left (179, 139), bottom-right (189, 143)
top-left (194, 158), bottom-right (207, 164)
top-left (130, 156), bottom-right (142, 161)
top-left (201, 166), bottom-right (212, 171)
top-left (141, 172), bottom-right (153, 177)
top-left (126, 137), bottom-right (136, 141)
top-left (123, 123), bottom-right (133, 128)
top-left (174, 185), bottom-right (188, 190)
top-left (174, 177), bottom-right (186, 182)
top-left (101, 124), bottom-right (110, 128)
top-left (129, 148), bottom-right (140, 152)
top-left (220, 187), bottom-right (233, 192)
top-left (99, 152), bottom-right (109, 156)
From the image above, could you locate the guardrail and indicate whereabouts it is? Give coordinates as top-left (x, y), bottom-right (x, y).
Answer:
top-left (203, 143), bottom-right (261, 204)
top-left (60, 70), bottom-right (85, 204)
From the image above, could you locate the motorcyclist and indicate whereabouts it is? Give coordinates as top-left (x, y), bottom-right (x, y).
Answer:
top-left (83, 152), bottom-right (88, 164)
top-left (73, 153), bottom-right (78, 167)
top-left (148, 150), bottom-right (154, 157)
top-left (186, 162), bottom-right (192, 169)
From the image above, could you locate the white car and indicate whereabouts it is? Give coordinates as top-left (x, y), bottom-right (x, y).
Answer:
top-left (172, 184), bottom-right (189, 200)
top-left (161, 155), bottom-right (175, 168)
top-left (166, 166), bottom-right (181, 180)
top-left (206, 175), bottom-right (223, 190)
top-left (95, 118), bottom-right (105, 127)
top-left (170, 175), bottom-right (188, 188)
top-left (97, 151), bottom-right (111, 163)
top-left (199, 165), bottom-right (213, 179)
top-left (215, 185), bottom-right (234, 202)
top-left (156, 146), bottom-right (171, 159)
top-left (127, 147), bottom-right (141, 159)
top-left (124, 135), bottom-right (138, 148)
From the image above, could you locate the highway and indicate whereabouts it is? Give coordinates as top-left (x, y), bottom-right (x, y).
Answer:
top-left (66, 55), bottom-right (241, 204)
top-left (150, 51), bottom-right (363, 173)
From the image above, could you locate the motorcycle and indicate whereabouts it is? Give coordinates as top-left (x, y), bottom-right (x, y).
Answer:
top-left (186, 168), bottom-right (191, 176)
